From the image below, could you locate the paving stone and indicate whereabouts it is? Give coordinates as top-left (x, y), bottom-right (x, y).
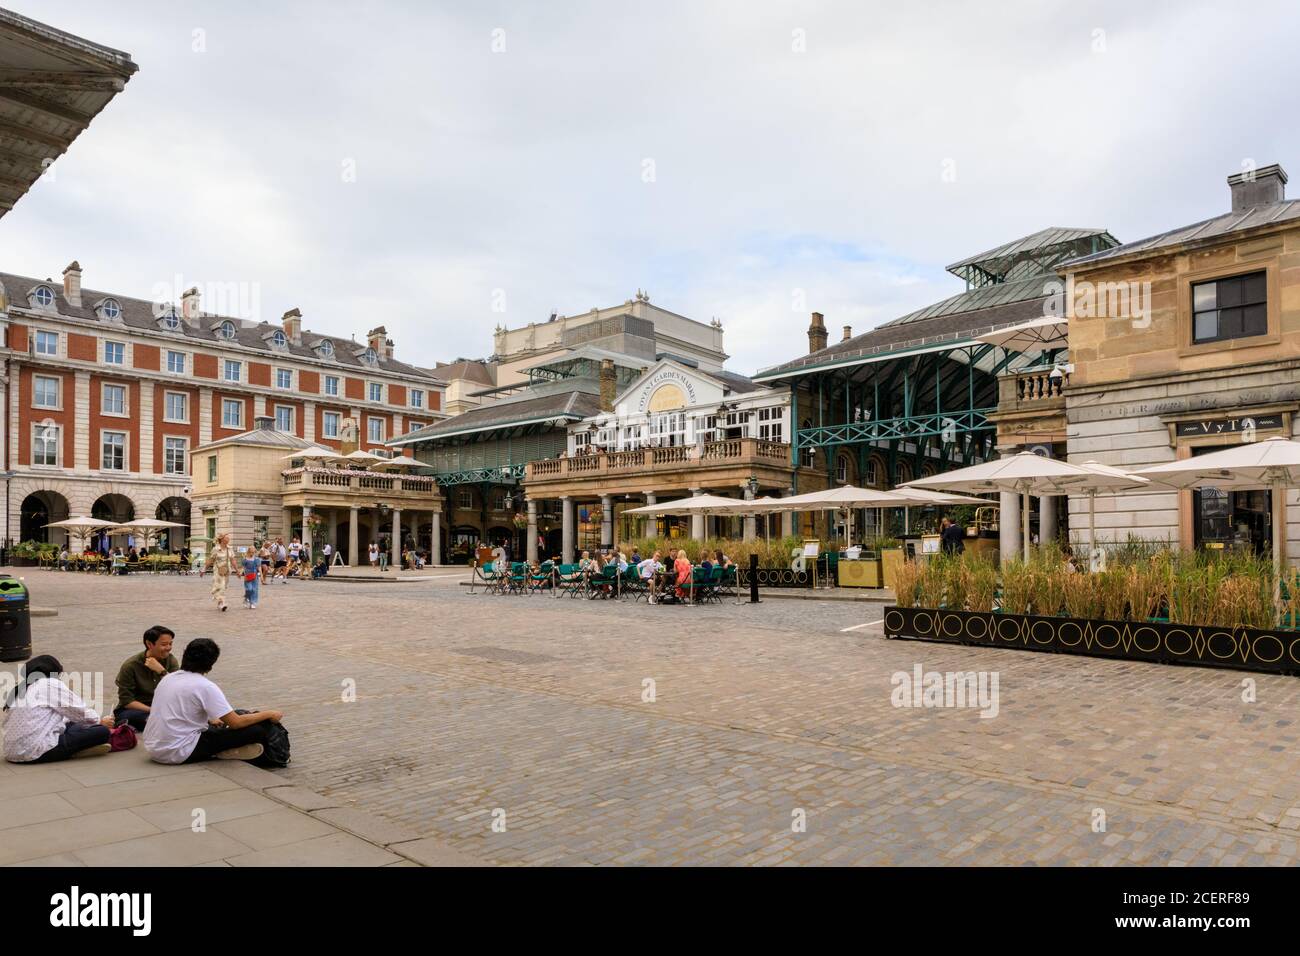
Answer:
top-left (204, 760), bottom-right (290, 791)
top-left (129, 787), bottom-right (281, 832)
top-left (311, 807), bottom-right (421, 846)
top-left (213, 808), bottom-right (337, 851)
top-left (0, 792), bottom-right (82, 831)
top-left (60, 770), bottom-right (241, 813)
top-left (74, 827), bottom-right (253, 867)
top-left (266, 786), bottom-right (345, 811)
top-left (389, 837), bottom-right (489, 866)
top-left (225, 832), bottom-right (403, 867)
top-left (0, 809), bottom-right (159, 865)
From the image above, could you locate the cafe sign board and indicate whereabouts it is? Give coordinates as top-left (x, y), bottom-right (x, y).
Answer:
top-left (1174, 414), bottom-right (1283, 438)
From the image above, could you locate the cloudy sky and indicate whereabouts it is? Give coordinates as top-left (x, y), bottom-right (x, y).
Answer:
top-left (3, 0), bottom-right (1298, 375)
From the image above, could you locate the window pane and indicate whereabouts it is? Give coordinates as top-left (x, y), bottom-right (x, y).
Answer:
top-left (1243, 303), bottom-right (1268, 336)
top-left (1219, 307), bottom-right (1243, 339)
top-left (1244, 272), bottom-right (1267, 305)
top-left (1217, 278), bottom-right (1243, 308)
top-left (1192, 282), bottom-right (1217, 312)
top-left (1193, 311), bottom-right (1219, 342)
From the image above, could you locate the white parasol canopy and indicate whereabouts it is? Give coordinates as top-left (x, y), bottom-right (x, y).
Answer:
top-left (281, 446), bottom-right (339, 461)
top-left (371, 454), bottom-right (424, 470)
top-left (904, 453), bottom-right (1146, 561)
top-left (105, 518), bottom-right (189, 548)
top-left (1134, 436), bottom-right (1300, 607)
top-left (974, 317), bottom-right (1067, 354)
top-left (624, 493), bottom-right (742, 515)
top-left (340, 449), bottom-right (383, 463)
top-left (44, 516), bottom-right (117, 549)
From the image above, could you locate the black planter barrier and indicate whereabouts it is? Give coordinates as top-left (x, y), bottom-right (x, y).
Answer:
top-left (883, 606), bottom-right (1300, 675)
top-left (737, 567), bottom-right (814, 588)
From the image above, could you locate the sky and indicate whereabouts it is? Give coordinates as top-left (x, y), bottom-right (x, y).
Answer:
top-left (2, 0), bottom-right (1298, 376)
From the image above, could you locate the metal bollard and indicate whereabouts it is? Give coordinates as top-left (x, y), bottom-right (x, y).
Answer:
top-left (748, 553), bottom-right (760, 604)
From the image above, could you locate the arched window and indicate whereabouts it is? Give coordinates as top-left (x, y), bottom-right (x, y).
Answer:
top-left (217, 320), bottom-right (237, 340)
top-left (160, 308), bottom-right (180, 330)
top-left (271, 329), bottom-right (287, 350)
top-left (101, 299), bottom-right (121, 320)
top-left (363, 347), bottom-right (378, 365)
top-left (318, 340), bottom-right (334, 358)
top-left (836, 454), bottom-right (849, 484)
top-left (33, 286), bottom-right (54, 308)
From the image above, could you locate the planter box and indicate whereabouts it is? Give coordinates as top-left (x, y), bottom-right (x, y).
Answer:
top-left (883, 606), bottom-right (1300, 675)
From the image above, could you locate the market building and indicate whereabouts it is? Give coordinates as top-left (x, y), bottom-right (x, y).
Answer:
top-left (754, 228), bottom-right (1120, 555)
top-left (1061, 163), bottom-right (1300, 557)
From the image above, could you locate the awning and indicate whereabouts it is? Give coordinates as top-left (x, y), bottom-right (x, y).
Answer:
top-left (973, 317), bottom-right (1066, 354)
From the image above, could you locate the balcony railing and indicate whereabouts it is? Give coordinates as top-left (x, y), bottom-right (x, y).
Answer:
top-left (526, 438), bottom-right (793, 482)
top-left (1001, 368), bottom-right (1068, 408)
top-left (280, 467), bottom-right (439, 497)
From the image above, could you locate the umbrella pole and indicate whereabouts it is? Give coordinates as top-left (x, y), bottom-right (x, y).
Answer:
top-left (1089, 491), bottom-right (1097, 569)
top-left (1021, 489), bottom-right (1031, 563)
top-left (1274, 476), bottom-right (1286, 618)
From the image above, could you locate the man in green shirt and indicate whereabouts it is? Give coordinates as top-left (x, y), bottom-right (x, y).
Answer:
top-left (114, 625), bottom-right (179, 732)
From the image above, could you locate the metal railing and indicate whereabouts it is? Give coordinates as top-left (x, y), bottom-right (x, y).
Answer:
top-left (525, 438), bottom-right (793, 481)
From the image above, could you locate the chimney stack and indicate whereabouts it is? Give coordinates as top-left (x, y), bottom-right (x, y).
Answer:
top-left (1228, 164), bottom-right (1287, 212)
top-left (62, 261), bottom-right (81, 307)
top-left (599, 358), bottom-right (617, 412)
top-left (181, 286), bottom-right (201, 327)
top-left (808, 312), bottom-right (827, 354)
top-left (842, 325), bottom-right (853, 342)
top-left (282, 307), bottom-right (303, 345)
top-left (253, 415), bottom-right (275, 431)
top-left (366, 325), bottom-right (392, 360)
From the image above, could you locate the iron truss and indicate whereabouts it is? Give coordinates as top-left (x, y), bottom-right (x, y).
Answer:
top-left (432, 464), bottom-right (526, 486)
top-left (795, 407), bottom-right (996, 449)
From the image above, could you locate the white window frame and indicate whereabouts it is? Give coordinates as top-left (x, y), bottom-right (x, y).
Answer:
top-left (221, 398), bottom-right (243, 429)
top-left (163, 436), bottom-right (188, 475)
top-left (101, 299), bottom-right (121, 320)
top-left (32, 374), bottom-right (60, 410)
top-left (163, 390), bottom-right (188, 423)
top-left (757, 406), bottom-right (784, 443)
top-left (32, 286), bottom-right (55, 308)
top-left (368, 382), bottom-right (382, 403)
top-left (322, 411), bottom-right (340, 439)
top-left (274, 404), bottom-right (295, 433)
top-left (101, 382), bottom-right (127, 417)
top-left (33, 329), bottom-right (58, 356)
top-left (103, 340), bottom-right (125, 365)
top-left (223, 359), bottom-right (242, 383)
top-left (275, 367), bottom-right (292, 390)
top-left (166, 350), bottom-right (186, 375)
top-left (32, 422), bottom-right (60, 468)
top-left (100, 430), bottom-right (127, 472)
top-left (367, 416), bottom-right (385, 443)
top-left (457, 489), bottom-right (473, 509)
top-left (409, 389), bottom-right (424, 409)
top-left (324, 375), bottom-right (339, 397)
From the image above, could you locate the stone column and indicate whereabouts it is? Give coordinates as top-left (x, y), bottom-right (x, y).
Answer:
top-left (431, 508), bottom-right (442, 565)
top-left (327, 509), bottom-right (339, 554)
top-left (282, 507), bottom-right (293, 542)
top-left (561, 496), bottom-right (575, 564)
top-left (527, 499), bottom-right (539, 563)
top-left (690, 488), bottom-right (705, 541)
top-left (1039, 494), bottom-right (1057, 547)
top-left (782, 488), bottom-right (796, 538)
top-left (391, 508), bottom-right (402, 567)
top-left (999, 491), bottom-right (1021, 563)
top-left (600, 494), bottom-right (613, 551)
top-left (348, 506), bottom-right (359, 566)
top-left (302, 505), bottom-right (313, 561)
top-left (742, 484), bottom-right (756, 542)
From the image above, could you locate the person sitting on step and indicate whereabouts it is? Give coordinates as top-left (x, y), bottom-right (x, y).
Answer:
top-left (113, 624), bottom-right (180, 732)
top-left (3, 655), bottom-right (114, 763)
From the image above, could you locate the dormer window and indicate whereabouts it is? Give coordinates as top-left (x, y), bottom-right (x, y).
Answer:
top-left (100, 298), bottom-right (121, 320)
top-left (217, 321), bottom-right (237, 340)
top-left (363, 347), bottom-right (378, 365)
top-left (32, 286), bottom-right (54, 308)
top-left (271, 329), bottom-right (288, 350)
top-left (160, 308), bottom-right (180, 330)
top-left (317, 340), bottom-right (334, 358)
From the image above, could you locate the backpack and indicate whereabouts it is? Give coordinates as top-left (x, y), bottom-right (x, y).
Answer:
top-left (234, 709), bottom-right (291, 768)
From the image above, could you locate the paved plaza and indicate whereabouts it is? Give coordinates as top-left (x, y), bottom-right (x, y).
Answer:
top-left (3, 570), bottom-right (1300, 866)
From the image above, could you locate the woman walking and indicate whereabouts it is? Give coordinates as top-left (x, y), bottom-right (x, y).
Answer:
top-left (204, 532), bottom-right (238, 612)
top-left (368, 542), bottom-right (379, 569)
top-left (242, 546), bottom-right (262, 609)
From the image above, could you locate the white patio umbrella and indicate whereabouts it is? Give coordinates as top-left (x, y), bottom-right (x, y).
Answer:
top-left (107, 518), bottom-right (189, 548)
top-left (625, 493), bottom-right (745, 540)
top-left (371, 454), bottom-right (424, 471)
top-left (44, 516), bottom-right (117, 550)
top-left (903, 453), bottom-right (1146, 562)
top-left (281, 446), bottom-right (338, 462)
top-left (1134, 436), bottom-right (1300, 608)
top-left (765, 485), bottom-right (914, 547)
top-left (340, 449), bottom-right (383, 466)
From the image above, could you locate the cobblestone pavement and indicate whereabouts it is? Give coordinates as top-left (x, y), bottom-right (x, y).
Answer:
top-left (12, 571), bottom-right (1300, 866)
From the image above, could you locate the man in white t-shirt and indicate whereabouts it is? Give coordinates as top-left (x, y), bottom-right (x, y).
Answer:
top-left (142, 637), bottom-right (283, 765)
top-left (638, 550), bottom-right (663, 604)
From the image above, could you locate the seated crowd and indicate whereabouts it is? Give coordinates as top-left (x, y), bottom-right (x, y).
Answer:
top-left (483, 545), bottom-right (736, 604)
top-left (2, 626), bottom-right (285, 767)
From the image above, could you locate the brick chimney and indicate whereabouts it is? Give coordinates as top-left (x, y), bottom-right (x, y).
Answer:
top-left (808, 312), bottom-right (827, 353)
top-left (181, 286), bottom-right (201, 327)
top-left (282, 307), bottom-right (303, 345)
top-left (599, 358), bottom-right (617, 412)
top-left (842, 325), bottom-right (852, 342)
top-left (366, 325), bottom-right (392, 360)
top-left (61, 261), bottom-right (82, 307)
top-left (1228, 164), bottom-right (1287, 212)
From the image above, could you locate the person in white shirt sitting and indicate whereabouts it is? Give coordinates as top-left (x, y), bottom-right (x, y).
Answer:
top-left (142, 638), bottom-right (283, 765)
top-left (638, 550), bottom-right (663, 604)
top-left (3, 655), bottom-right (113, 763)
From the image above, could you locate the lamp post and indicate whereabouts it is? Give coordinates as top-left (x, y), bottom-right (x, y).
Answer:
top-left (2, 470), bottom-right (16, 565)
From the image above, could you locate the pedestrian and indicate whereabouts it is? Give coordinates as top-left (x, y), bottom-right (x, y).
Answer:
top-left (259, 541), bottom-right (273, 583)
top-left (322, 540), bottom-right (333, 568)
top-left (940, 516), bottom-right (965, 556)
top-left (272, 537), bottom-right (288, 583)
top-left (242, 546), bottom-right (261, 609)
top-left (3, 655), bottom-right (114, 763)
top-left (368, 542), bottom-right (378, 569)
top-left (378, 539), bottom-right (389, 572)
top-left (204, 533), bottom-right (238, 611)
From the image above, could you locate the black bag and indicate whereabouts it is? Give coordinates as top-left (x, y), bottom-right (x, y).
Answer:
top-left (234, 709), bottom-right (291, 768)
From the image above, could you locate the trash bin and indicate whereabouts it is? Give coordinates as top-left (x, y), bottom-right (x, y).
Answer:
top-left (0, 575), bottom-right (32, 663)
